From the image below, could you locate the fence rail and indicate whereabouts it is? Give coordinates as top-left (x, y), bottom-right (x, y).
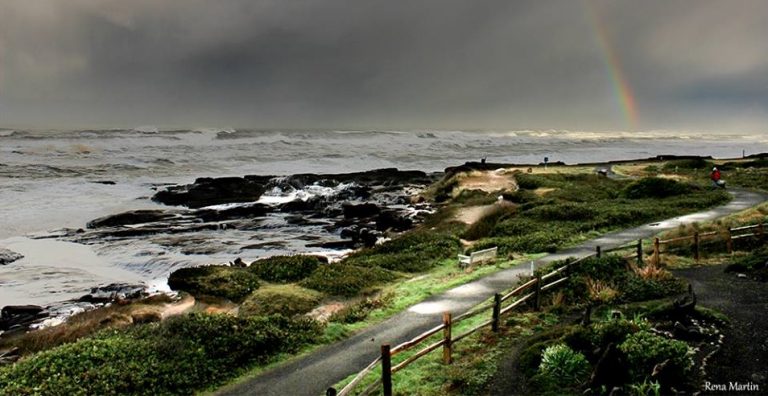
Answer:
top-left (332, 221), bottom-right (767, 396)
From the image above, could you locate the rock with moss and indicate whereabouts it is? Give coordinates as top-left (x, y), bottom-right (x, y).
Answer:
top-left (239, 285), bottom-right (323, 317)
top-left (167, 265), bottom-right (259, 302)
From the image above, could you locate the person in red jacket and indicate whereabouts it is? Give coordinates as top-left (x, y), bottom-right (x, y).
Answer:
top-left (711, 167), bottom-right (724, 188)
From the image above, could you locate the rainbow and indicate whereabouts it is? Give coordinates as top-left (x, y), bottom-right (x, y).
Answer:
top-left (583, 0), bottom-right (639, 129)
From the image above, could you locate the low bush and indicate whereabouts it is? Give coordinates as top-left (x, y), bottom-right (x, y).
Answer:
top-left (618, 330), bottom-right (692, 383)
top-left (300, 264), bottom-right (397, 296)
top-left (0, 313), bottom-right (322, 395)
top-left (167, 266), bottom-right (259, 302)
top-left (622, 177), bottom-right (693, 199)
top-left (621, 276), bottom-right (687, 303)
top-left (662, 158), bottom-right (713, 171)
top-left (249, 255), bottom-right (322, 283)
top-left (344, 230), bottom-right (459, 272)
top-left (239, 284), bottom-right (323, 317)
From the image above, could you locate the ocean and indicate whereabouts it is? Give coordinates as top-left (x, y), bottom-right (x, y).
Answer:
top-left (1, 128), bottom-right (767, 308)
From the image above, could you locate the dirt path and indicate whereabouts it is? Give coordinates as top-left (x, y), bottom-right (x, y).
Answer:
top-left (674, 265), bottom-right (768, 393)
top-left (215, 189), bottom-right (767, 396)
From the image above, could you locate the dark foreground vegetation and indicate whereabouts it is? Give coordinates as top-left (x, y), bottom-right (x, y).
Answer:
top-left (0, 159), bottom-right (743, 395)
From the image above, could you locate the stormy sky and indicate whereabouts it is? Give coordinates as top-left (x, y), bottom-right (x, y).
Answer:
top-left (1, 0), bottom-right (767, 132)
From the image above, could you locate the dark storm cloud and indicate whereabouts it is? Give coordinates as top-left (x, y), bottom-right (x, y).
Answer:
top-left (1, 0), bottom-right (767, 131)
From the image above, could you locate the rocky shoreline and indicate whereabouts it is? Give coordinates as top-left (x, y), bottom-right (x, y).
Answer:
top-left (0, 167), bottom-right (440, 340)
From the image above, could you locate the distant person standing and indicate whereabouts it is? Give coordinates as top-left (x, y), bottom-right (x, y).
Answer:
top-left (711, 167), bottom-right (725, 188)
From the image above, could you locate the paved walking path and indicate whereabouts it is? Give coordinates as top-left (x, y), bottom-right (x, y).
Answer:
top-left (216, 189), bottom-right (767, 396)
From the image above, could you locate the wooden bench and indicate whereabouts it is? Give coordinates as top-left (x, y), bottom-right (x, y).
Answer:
top-left (458, 247), bottom-right (498, 268)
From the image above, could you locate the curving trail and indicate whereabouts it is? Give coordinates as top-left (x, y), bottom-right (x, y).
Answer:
top-left (216, 189), bottom-right (768, 396)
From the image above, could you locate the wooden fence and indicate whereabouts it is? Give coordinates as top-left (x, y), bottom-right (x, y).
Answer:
top-left (329, 222), bottom-right (766, 396)
top-left (651, 222), bottom-right (766, 266)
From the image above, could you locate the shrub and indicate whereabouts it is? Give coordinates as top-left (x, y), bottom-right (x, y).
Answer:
top-left (515, 173), bottom-right (548, 190)
top-left (249, 255), bottom-right (322, 283)
top-left (0, 313), bottom-right (322, 396)
top-left (618, 330), bottom-right (692, 383)
top-left (662, 158), bottom-right (713, 171)
top-left (344, 231), bottom-right (459, 272)
top-left (622, 178), bottom-right (693, 199)
top-left (537, 344), bottom-right (590, 386)
top-left (300, 264), bottom-right (397, 296)
top-left (621, 276), bottom-right (686, 303)
top-left (167, 265), bottom-right (259, 302)
top-left (239, 284), bottom-right (323, 317)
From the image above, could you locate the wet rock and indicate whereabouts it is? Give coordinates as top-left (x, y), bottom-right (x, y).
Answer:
top-left (280, 197), bottom-right (325, 213)
top-left (343, 203), bottom-right (380, 219)
top-left (376, 210), bottom-right (413, 231)
top-left (0, 249), bottom-right (23, 265)
top-left (153, 175), bottom-right (271, 208)
top-left (0, 305), bottom-right (49, 331)
top-left (306, 240), bottom-right (357, 250)
top-left (0, 347), bottom-right (20, 366)
top-left (79, 283), bottom-right (147, 303)
top-left (87, 209), bottom-right (179, 228)
top-left (359, 228), bottom-right (381, 247)
top-left (194, 203), bottom-right (269, 222)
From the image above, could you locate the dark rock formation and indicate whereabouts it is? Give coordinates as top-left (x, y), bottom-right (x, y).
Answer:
top-left (0, 305), bottom-right (48, 331)
top-left (87, 209), bottom-right (180, 228)
top-left (343, 203), bottom-right (380, 219)
top-left (0, 249), bottom-right (23, 265)
top-left (79, 283), bottom-right (147, 303)
top-left (153, 175), bottom-right (272, 208)
top-left (376, 210), bottom-right (413, 231)
top-left (194, 203), bottom-right (269, 222)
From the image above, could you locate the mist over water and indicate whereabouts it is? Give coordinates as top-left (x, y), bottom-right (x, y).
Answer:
top-left (1, 128), bottom-right (767, 306)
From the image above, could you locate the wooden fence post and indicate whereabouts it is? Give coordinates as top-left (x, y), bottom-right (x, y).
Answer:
top-left (442, 312), bottom-right (452, 364)
top-left (726, 227), bottom-right (733, 254)
top-left (381, 344), bottom-right (392, 396)
top-left (693, 232), bottom-right (700, 263)
top-left (492, 293), bottom-right (501, 333)
top-left (759, 223), bottom-right (765, 242)
top-left (653, 237), bottom-right (661, 267)
top-left (596, 245), bottom-right (601, 258)
top-left (636, 239), bottom-right (643, 265)
top-left (534, 274), bottom-right (542, 311)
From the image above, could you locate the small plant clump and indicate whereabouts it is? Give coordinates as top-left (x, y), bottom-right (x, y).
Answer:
top-left (536, 343), bottom-right (590, 387)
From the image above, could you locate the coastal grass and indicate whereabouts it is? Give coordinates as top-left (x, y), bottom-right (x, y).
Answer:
top-left (458, 173), bottom-right (730, 256)
top-left (0, 313), bottom-right (322, 396)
